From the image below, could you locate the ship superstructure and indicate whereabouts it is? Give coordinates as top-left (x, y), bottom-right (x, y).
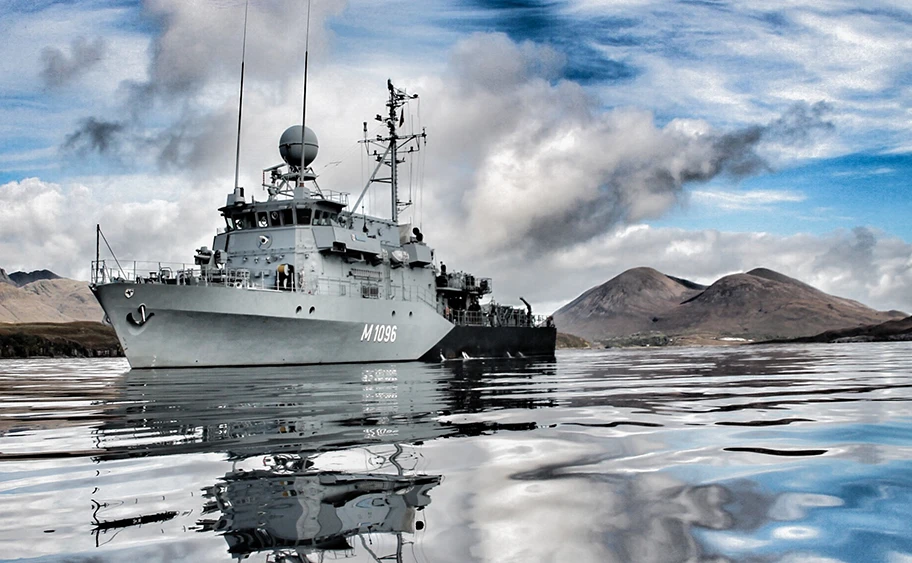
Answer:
top-left (91, 81), bottom-right (556, 368)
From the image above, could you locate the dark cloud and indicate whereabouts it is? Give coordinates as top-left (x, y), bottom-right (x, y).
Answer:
top-left (711, 102), bottom-right (834, 179)
top-left (59, 110), bottom-right (238, 177)
top-left (764, 101), bottom-right (834, 145)
top-left (706, 126), bottom-right (767, 178)
top-left (63, 118), bottom-right (125, 154)
top-left (40, 37), bottom-right (106, 88)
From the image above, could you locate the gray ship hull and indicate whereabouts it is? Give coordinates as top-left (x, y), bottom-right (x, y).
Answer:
top-left (93, 283), bottom-right (453, 368)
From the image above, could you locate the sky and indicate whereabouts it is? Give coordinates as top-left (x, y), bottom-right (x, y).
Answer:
top-left (1, 0), bottom-right (911, 315)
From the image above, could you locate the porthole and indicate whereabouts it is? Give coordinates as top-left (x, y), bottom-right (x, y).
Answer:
top-left (309, 306), bottom-right (315, 314)
top-left (295, 306), bottom-right (302, 314)
top-left (391, 310), bottom-right (396, 317)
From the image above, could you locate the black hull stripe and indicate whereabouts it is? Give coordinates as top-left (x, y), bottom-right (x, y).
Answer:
top-left (420, 326), bottom-right (557, 361)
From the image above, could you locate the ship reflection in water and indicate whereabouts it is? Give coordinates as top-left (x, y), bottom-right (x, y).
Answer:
top-left (90, 358), bottom-right (553, 561)
top-left (200, 450), bottom-right (440, 562)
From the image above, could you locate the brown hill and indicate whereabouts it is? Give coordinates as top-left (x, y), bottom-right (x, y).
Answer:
top-left (0, 269), bottom-right (103, 323)
top-left (555, 267), bottom-right (905, 343)
top-left (21, 279), bottom-right (103, 322)
top-left (553, 267), bottom-right (705, 340)
top-left (0, 282), bottom-right (72, 322)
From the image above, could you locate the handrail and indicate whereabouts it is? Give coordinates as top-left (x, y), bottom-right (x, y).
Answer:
top-left (90, 259), bottom-right (436, 307)
top-left (91, 260), bottom-right (544, 326)
top-left (443, 308), bottom-right (547, 328)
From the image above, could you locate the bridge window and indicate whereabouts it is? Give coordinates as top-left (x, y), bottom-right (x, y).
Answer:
top-left (257, 212), bottom-right (269, 228)
top-left (296, 208), bottom-right (311, 225)
top-left (281, 208), bottom-right (294, 226)
top-left (233, 211), bottom-right (255, 230)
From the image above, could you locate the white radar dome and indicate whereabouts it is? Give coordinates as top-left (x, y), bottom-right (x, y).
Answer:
top-left (279, 125), bottom-right (319, 168)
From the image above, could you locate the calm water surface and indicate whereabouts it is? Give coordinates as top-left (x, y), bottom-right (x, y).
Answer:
top-left (1, 343), bottom-right (911, 562)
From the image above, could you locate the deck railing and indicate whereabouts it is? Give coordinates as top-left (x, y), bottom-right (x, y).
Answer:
top-left (91, 259), bottom-right (435, 307)
top-left (91, 261), bottom-right (541, 326)
top-left (442, 308), bottom-right (549, 328)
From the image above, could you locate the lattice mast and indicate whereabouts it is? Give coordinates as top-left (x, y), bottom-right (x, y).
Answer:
top-left (363, 80), bottom-right (426, 224)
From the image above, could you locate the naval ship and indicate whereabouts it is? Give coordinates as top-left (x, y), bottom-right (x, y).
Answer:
top-left (91, 81), bottom-right (556, 368)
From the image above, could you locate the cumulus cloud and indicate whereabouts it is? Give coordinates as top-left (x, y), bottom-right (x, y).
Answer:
top-left (40, 36), bottom-right (106, 88)
top-left (811, 226), bottom-right (912, 311)
top-left (0, 177), bottom-right (221, 280)
top-left (419, 33), bottom-right (833, 256)
top-left (142, 0), bottom-right (343, 96)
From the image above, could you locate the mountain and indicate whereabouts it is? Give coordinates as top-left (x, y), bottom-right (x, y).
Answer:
top-left (20, 279), bottom-right (103, 322)
top-left (0, 282), bottom-right (70, 322)
top-left (554, 267), bottom-right (706, 340)
top-left (555, 267), bottom-right (905, 343)
top-left (8, 269), bottom-right (61, 287)
top-left (0, 268), bottom-right (103, 323)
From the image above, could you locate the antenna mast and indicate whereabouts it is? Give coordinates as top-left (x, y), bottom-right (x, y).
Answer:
top-left (299, 0), bottom-right (312, 183)
top-left (233, 0), bottom-right (249, 193)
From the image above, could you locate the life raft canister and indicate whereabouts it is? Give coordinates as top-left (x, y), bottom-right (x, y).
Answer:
top-left (277, 263), bottom-right (295, 290)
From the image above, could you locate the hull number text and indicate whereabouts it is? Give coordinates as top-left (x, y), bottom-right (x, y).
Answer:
top-left (361, 324), bottom-right (397, 343)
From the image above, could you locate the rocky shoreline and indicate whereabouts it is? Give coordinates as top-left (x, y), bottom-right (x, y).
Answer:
top-left (0, 322), bottom-right (123, 359)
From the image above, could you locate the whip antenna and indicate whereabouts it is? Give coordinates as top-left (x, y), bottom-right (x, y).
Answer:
top-left (233, 0), bottom-right (249, 191)
top-left (299, 0), bottom-right (312, 180)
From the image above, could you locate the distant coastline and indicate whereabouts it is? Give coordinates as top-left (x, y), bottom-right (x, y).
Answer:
top-left (760, 315), bottom-right (912, 345)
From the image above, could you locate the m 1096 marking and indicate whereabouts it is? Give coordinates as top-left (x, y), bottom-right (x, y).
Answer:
top-left (361, 324), bottom-right (398, 343)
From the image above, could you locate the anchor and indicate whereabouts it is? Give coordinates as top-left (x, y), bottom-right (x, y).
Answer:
top-left (127, 304), bottom-right (154, 327)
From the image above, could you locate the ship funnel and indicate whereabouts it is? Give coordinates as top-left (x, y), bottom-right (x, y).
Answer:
top-left (279, 125), bottom-right (319, 168)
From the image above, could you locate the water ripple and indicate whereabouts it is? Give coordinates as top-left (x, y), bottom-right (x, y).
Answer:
top-left (1, 343), bottom-right (911, 561)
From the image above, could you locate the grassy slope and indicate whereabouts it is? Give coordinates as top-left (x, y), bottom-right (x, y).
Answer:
top-left (0, 322), bottom-right (123, 358)
top-left (556, 332), bottom-right (590, 349)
